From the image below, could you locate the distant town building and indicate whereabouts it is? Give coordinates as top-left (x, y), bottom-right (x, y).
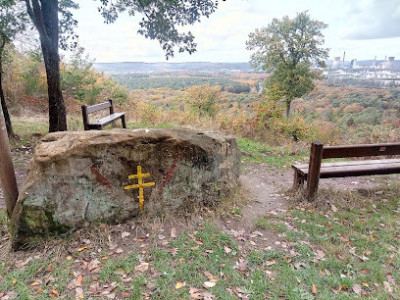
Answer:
top-left (325, 56), bottom-right (400, 86)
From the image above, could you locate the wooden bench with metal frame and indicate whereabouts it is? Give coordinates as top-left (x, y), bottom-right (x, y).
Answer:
top-left (81, 99), bottom-right (126, 130)
top-left (292, 141), bottom-right (400, 199)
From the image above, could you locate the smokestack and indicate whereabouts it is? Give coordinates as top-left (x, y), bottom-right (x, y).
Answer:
top-left (343, 51), bottom-right (346, 67)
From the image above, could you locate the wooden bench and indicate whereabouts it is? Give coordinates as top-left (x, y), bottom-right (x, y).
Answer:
top-left (292, 141), bottom-right (400, 199)
top-left (81, 99), bottom-right (126, 130)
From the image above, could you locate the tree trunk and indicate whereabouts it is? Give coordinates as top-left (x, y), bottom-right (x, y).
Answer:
top-left (0, 77), bottom-right (13, 137)
top-left (41, 41), bottom-right (67, 132)
top-left (31, 0), bottom-right (67, 132)
top-left (286, 101), bottom-right (291, 118)
top-left (0, 100), bottom-right (18, 217)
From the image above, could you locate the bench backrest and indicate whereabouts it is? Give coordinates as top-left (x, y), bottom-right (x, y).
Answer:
top-left (323, 143), bottom-right (400, 159)
top-left (82, 99), bottom-right (114, 130)
top-left (83, 99), bottom-right (114, 115)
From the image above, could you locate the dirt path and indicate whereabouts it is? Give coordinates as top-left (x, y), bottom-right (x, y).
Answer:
top-left (236, 163), bottom-right (390, 224)
top-left (217, 163), bottom-right (395, 247)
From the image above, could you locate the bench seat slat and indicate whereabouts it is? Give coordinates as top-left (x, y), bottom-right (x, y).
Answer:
top-left (319, 163), bottom-right (400, 178)
top-left (92, 112), bottom-right (125, 126)
top-left (293, 158), bottom-right (400, 171)
top-left (292, 158), bottom-right (400, 179)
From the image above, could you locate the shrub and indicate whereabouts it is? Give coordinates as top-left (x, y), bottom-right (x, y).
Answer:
top-left (184, 85), bottom-right (220, 118)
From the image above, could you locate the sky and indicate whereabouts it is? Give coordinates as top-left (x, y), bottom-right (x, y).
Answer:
top-left (72, 0), bottom-right (400, 63)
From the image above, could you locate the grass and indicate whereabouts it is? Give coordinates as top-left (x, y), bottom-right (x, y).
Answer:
top-left (237, 138), bottom-right (308, 168)
top-left (2, 183), bottom-right (399, 298)
top-left (254, 186), bottom-right (400, 299)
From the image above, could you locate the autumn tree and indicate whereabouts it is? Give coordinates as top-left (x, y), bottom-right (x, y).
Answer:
top-left (24, 0), bottom-right (77, 132)
top-left (0, 0), bottom-right (26, 137)
top-left (24, 0), bottom-right (224, 132)
top-left (184, 85), bottom-right (220, 117)
top-left (247, 11), bottom-right (329, 117)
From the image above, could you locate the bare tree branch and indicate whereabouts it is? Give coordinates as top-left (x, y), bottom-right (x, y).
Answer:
top-left (24, 0), bottom-right (34, 21)
top-left (29, 0), bottom-right (51, 45)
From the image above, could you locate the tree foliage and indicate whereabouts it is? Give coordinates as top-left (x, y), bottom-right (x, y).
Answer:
top-left (61, 48), bottom-right (129, 105)
top-left (247, 11), bottom-right (329, 117)
top-left (0, 0), bottom-right (26, 137)
top-left (184, 85), bottom-right (220, 117)
top-left (97, 0), bottom-right (224, 59)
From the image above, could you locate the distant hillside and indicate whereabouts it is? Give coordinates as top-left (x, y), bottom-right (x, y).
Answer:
top-left (93, 62), bottom-right (252, 74)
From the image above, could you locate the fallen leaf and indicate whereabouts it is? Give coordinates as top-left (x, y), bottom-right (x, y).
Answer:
top-left (237, 259), bottom-right (247, 272)
top-left (76, 274), bottom-right (83, 287)
top-left (179, 258), bottom-right (185, 264)
top-left (340, 285), bottom-right (348, 291)
top-left (331, 205), bottom-right (338, 212)
top-left (16, 257), bottom-right (32, 269)
top-left (265, 260), bottom-right (276, 267)
top-left (50, 289), bottom-right (59, 297)
top-left (77, 245), bottom-right (88, 252)
top-left (189, 287), bottom-right (203, 299)
top-left (203, 281), bottom-right (216, 288)
top-left (170, 228), bottom-right (178, 238)
top-left (383, 281), bottom-right (392, 293)
top-left (88, 259), bottom-right (100, 272)
top-left (203, 271), bottom-right (218, 282)
top-left (203, 291), bottom-right (216, 300)
top-left (30, 281), bottom-right (41, 287)
top-left (352, 284), bottom-right (362, 295)
top-left (339, 233), bottom-right (350, 244)
top-left (37, 288), bottom-right (44, 294)
top-left (35, 266), bottom-right (45, 276)
top-left (66, 256), bottom-right (73, 261)
top-left (315, 249), bottom-right (326, 260)
top-left (89, 282), bottom-right (100, 295)
top-left (121, 291), bottom-right (133, 298)
top-left (76, 287), bottom-right (84, 299)
top-left (46, 263), bottom-right (53, 272)
top-left (135, 262), bottom-right (149, 273)
top-left (4, 291), bottom-right (19, 299)
top-left (175, 281), bottom-right (185, 289)
top-left (312, 284), bottom-right (317, 294)
top-left (224, 246), bottom-right (232, 254)
top-left (121, 231), bottom-right (130, 238)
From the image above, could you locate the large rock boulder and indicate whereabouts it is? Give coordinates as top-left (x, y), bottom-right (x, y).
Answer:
top-left (11, 129), bottom-right (240, 248)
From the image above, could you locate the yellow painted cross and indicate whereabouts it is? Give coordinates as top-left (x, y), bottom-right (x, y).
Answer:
top-left (124, 166), bottom-right (155, 212)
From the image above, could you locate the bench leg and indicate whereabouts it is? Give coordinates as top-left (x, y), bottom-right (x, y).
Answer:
top-left (121, 115), bottom-right (127, 128)
top-left (306, 141), bottom-right (323, 200)
top-left (293, 171), bottom-right (305, 189)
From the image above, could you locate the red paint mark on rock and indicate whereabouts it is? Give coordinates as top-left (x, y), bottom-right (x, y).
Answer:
top-left (162, 155), bottom-right (182, 188)
top-left (90, 166), bottom-right (112, 191)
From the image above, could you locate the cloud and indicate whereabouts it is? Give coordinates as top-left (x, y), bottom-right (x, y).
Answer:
top-left (345, 0), bottom-right (400, 40)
